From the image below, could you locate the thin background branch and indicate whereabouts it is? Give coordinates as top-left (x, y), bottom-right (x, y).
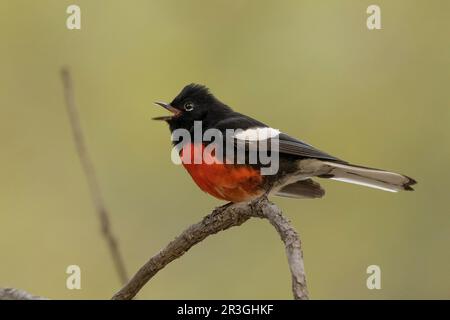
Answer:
top-left (60, 67), bottom-right (128, 285)
top-left (0, 288), bottom-right (48, 300)
top-left (112, 197), bottom-right (308, 300)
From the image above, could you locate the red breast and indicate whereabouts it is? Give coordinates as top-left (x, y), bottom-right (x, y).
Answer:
top-left (180, 143), bottom-right (265, 202)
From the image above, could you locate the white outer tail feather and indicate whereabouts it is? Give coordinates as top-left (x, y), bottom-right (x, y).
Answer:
top-left (321, 161), bottom-right (415, 192)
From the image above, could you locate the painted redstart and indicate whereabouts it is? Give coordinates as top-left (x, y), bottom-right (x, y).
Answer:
top-left (153, 84), bottom-right (416, 203)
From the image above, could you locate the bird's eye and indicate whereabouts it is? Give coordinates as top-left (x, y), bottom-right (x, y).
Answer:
top-left (184, 102), bottom-right (194, 111)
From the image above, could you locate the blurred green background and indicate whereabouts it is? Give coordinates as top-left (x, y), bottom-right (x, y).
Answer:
top-left (1, 0), bottom-right (449, 299)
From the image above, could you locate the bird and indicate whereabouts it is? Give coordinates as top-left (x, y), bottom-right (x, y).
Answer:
top-left (153, 84), bottom-right (416, 203)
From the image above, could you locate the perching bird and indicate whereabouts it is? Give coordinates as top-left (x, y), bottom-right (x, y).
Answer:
top-left (153, 84), bottom-right (416, 203)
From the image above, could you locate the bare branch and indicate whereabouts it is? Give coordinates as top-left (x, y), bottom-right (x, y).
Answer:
top-left (60, 67), bottom-right (128, 285)
top-left (112, 197), bottom-right (308, 300)
top-left (0, 288), bottom-right (48, 300)
top-left (256, 201), bottom-right (308, 300)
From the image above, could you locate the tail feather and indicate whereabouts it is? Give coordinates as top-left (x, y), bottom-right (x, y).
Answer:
top-left (319, 161), bottom-right (417, 192)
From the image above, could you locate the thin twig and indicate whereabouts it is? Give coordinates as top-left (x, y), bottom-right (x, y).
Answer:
top-left (0, 288), bottom-right (48, 300)
top-left (255, 201), bottom-right (308, 300)
top-left (61, 67), bottom-right (128, 285)
top-left (112, 197), bottom-right (308, 300)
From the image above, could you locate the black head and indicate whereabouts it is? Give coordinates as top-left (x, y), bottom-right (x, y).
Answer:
top-left (153, 84), bottom-right (232, 132)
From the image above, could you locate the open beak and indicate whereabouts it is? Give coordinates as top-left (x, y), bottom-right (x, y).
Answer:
top-left (152, 101), bottom-right (180, 121)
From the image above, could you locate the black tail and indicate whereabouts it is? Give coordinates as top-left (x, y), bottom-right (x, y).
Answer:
top-left (319, 161), bottom-right (417, 192)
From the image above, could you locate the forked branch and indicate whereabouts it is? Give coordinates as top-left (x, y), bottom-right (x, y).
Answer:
top-left (112, 197), bottom-right (308, 300)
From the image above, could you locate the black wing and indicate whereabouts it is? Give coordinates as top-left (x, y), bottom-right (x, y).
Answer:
top-left (277, 133), bottom-right (345, 163)
top-left (214, 113), bottom-right (345, 163)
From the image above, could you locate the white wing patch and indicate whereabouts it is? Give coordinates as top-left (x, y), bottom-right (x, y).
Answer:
top-left (234, 127), bottom-right (280, 141)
